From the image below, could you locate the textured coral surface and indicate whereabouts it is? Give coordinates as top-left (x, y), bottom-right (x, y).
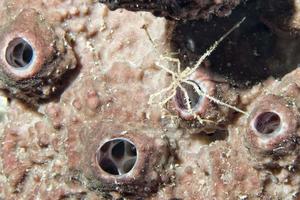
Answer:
top-left (1, 0), bottom-right (300, 200)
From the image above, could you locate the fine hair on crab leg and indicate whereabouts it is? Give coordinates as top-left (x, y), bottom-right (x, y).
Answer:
top-left (148, 64), bottom-right (176, 104)
top-left (160, 55), bottom-right (181, 74)
top-left (178, 82), bottom-right (193, 112)
top-left (177, 82), bottom-right (214, 124)
top-left (148, 59), bottom-right (181, 105)
top-left (149, 59), bottom-right (190, 105)
top-left (155, 59), bottom-right (178, 76)
top-left (148, 82), bottom-right (175, 105)
top-left (183, 80), bottom-right (249, 116)
top-left (146, 17), bottom-right (248, 117)
top-left (148, 82), bottom-right (176, 106)
top-left (186, 17), bottom-right (246, 78)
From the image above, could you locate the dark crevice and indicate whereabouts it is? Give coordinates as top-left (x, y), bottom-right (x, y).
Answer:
top-left (170, 0), bottom-right (299, 88)
top-left (190, 129), bottom-right (229, 145)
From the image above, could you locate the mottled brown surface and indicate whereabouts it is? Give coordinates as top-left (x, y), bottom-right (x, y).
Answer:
top-left (0, 0), bottom-right (300, 200)
top-left (0, 9), bottom-right (77, 105)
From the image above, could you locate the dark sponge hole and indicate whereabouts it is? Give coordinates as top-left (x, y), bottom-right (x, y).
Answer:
top-left (175, 81), bottom-right (203, 110)
top-left (6, 37), bottom-right (34, 68)
top-left (97, 138), bottom-right (137, 175)
top-left (123, 158), bottom-right (136, 173)
top-left (126, 142), bottom-right (137, 157)
top-left (99, 158), bottom-right (119, 175)
top-left (111, 141), bottom-right (125, 160)
top-left (254, 111), bottom-right (281, 135)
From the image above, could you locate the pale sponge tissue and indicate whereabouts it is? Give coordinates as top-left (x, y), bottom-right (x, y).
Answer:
top-left (0, 95), bottom-right (8, 121)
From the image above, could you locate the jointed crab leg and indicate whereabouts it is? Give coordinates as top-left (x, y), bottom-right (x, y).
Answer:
top-left (146, 17), bottom-right (248, 121)
top-left (183, 80), bottom-right (249, 116)
top-left (186, 17), bottom-right (246, 78)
